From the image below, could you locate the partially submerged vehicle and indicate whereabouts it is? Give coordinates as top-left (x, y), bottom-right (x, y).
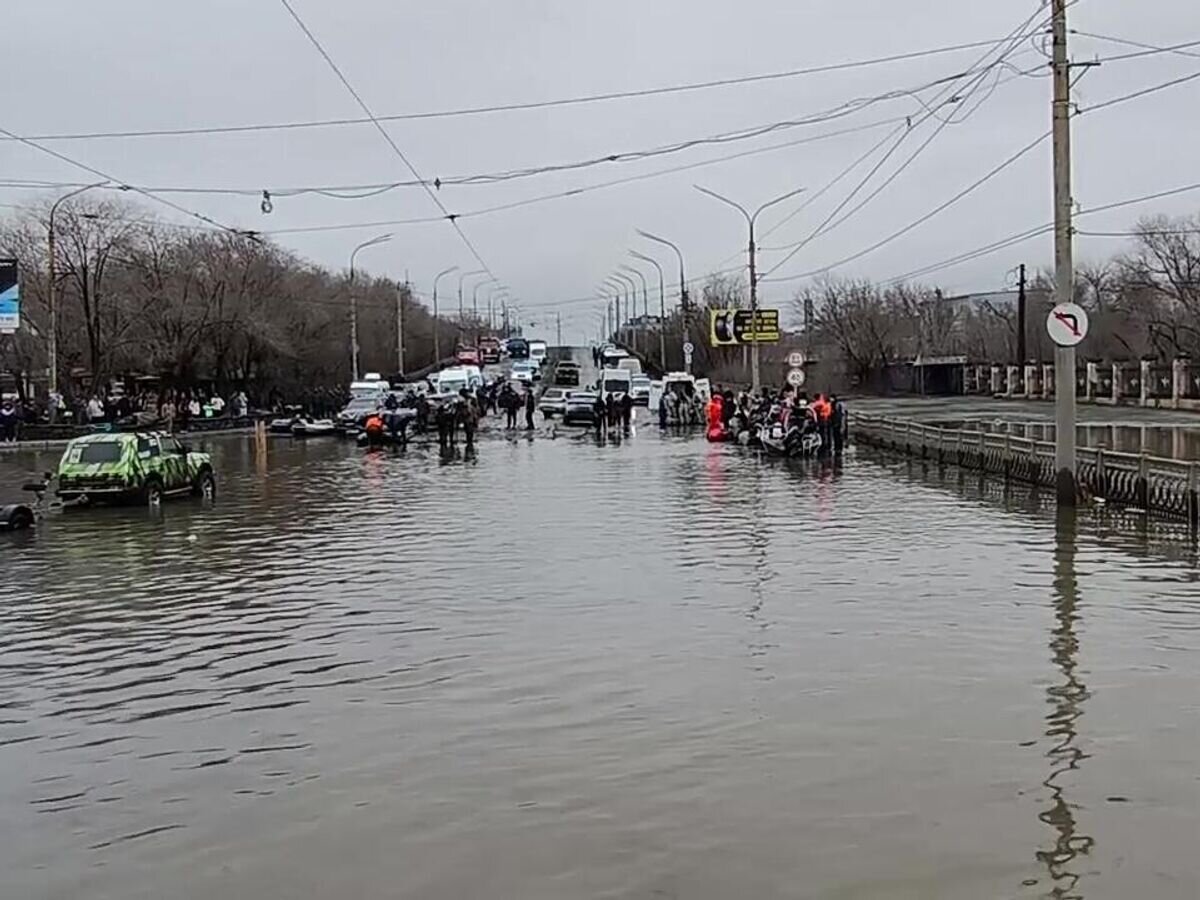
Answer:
top-left (650, 373), bottom-right (710, 425)
top-left (56, 432), bottom-right (215, 505)
top-left (291, 417), bottom-right (336, 437)
top-left (1, 477), bottom-right (49, 532)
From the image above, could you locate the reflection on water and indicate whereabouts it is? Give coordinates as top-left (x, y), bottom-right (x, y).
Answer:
top-left (1037, 509), bottom-right (1094, 899)
top-left (941, 419), bottom-right (1200, 461)
top-left (3, 431), bottom-right (1200, 899)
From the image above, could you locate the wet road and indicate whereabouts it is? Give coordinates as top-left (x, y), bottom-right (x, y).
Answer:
top-left (3, 423), bottom-right (1200, 899)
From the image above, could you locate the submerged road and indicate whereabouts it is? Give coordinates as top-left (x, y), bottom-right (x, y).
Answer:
top-left (2, 373), bottom-right (1200, 898)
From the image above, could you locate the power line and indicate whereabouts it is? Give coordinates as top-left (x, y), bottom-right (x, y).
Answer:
top-left (0, 63), bottom-right (1010, 203)
top-left (881, 180), bottom-right (1200, 284)
top-left (0, 127), bottom-right (258, 241)
top-left (257, 115), bottom-right (912, 236)
top-left (1, 35), bottom-right (1043, 144)
top-left (277, 0), bottom-right (496, 278)
top-left (766, 63), bottom-right (1200, 285)
top-left (760, 7), bottom-right (1046, 277)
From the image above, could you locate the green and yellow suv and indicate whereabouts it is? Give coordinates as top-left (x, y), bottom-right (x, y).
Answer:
top-left (57, 432), bottom-right (216, 505)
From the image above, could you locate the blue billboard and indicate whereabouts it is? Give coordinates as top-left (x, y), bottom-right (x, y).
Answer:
top-left (0, 259), bottom-right (17, 332)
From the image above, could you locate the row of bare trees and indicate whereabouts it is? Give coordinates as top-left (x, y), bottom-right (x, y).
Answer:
top-left (793, 214), bottom-right (1200, 388)
top-left (0, 198), bottom-right (474, 403)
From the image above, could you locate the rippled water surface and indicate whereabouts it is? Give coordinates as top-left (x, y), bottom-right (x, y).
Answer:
top-left (3, 426), bottom-right (1200, 899)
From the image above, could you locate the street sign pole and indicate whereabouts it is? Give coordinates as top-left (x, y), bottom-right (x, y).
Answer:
top-left (1051, 0), bottom-right (1077, 507)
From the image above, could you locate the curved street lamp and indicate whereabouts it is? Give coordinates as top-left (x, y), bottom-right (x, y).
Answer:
top-left (694, 184), bottom-right (806, 393)
top-left (46, 181), bottom-right (108, 412)
top-left (349, 232), bottom-right (394, 380)
top-left (630, 250), bottom-right (666, 368)
top-left (457, 269), bottom-right (487, 321)
top-left (636, 228), bottom-right (690, 371)
top-left (620, 264), bottom-right (649, 355)
top-left (432, 265), bottom-right (458, 362)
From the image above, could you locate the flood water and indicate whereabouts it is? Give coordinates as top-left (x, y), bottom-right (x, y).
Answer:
top-left (3, 426), bottom-right (1200, 899)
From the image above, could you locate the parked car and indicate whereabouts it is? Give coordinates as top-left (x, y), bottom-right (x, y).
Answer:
top-left (563, 391), bottom-right (599, 426)
top-left (511, 360), bottom-right (540, 383)
top-left (538, 388), bottom-right (572, 419)
top-left (554, 361), bottom-right (581, 386)
top-left (479, 337), bottom-right (502, 364)
top-left (57, 432), bottom-right (215, 505)
top-left (336, 396), bottom-right (383, 431)
top-left (630, 373), bottom-right (652, 406)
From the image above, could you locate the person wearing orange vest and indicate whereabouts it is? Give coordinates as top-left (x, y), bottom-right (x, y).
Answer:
top-left (705, 392), bottom-right (726, 442)
top-left (810, 394), bottom-right (832, 454)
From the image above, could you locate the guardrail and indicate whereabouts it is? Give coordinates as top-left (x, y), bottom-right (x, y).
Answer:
top-left (852, 413), bottom-right (1200, 531)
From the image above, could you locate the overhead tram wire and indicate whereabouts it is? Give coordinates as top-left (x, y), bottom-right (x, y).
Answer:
top-left (277, 0), bottom-right (497, 279)
top-left (0, 126), bottom-right (258, 240)
top-left (759, 6), bottom-right (1050, 279)
top-left (0, 61), bottom-right (1027, 203)
top-left (1, 34), bottom-right (1057, 144)
top-left (764, 63), bottom-right (1200, 286)
top-left (257, 116), bottom-right (915, 237)
top-left (881, 180), bottom-right (1200, 284)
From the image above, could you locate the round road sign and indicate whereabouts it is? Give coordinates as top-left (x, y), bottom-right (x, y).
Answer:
top-left (1046, 302), bottom-right (1089, 347)
top-left (786, 368), bottom-right (807, 388)
top-left (683, 341), bottom-right (695, 355)
top-left (786, 350), bottom-right (806, 368)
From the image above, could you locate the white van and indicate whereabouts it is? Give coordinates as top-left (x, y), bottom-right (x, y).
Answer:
top-left (528, 340), bottom-right (548, 367)
top-left (434, 366), bottom-right (483, 396)
top-left (349, 372), bottom-right (391, 402)
top-left (617, 357), bottom-right (643, 376)
top-left (598, 368), bottom-right (633, 398)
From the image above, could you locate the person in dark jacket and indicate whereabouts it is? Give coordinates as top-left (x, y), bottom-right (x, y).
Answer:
top-left (830, 394), bottom-right (846, 455)
top-left (593, 393), bottom-right (607, 437)
top-left (523, 385), bottom-right (536, 431)
top-left (620, 392), bottom-right (634, 431)
top-left (606, 392), bottom-right (619, 429)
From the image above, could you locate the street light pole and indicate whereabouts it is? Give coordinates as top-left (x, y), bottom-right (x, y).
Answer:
top-left (612, 272), bottom-right (637, 351)
top-left (432, 265), bottom-right (458, 363)
top-left (694, 184), bottom-right (806, 395)
top-left (457, 268), bottom-right (485, 322)
top-left (630, 250), bottom-right (666, 371)
top-left (46, 181), bottom-right (107, 415)
top-left (349, 232), bottom-right (394, 381)
top-left (637, 229), bottom-right (690, 373)
top-left (620, 265), bottom-right (649, 356)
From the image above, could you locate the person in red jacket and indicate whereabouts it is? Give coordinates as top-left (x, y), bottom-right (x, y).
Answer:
top-left (705, 393), bottom-right (726, 442)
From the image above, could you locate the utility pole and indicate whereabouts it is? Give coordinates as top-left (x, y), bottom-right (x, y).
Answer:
top-left (1052, 0), bottom-right (1077, 506)
top-left (396, 282), bottom-right (406, 376)
top-left (1016, 263), bottom-right (1027, 364)
top-left (556, 312), bottom-right (562, 346)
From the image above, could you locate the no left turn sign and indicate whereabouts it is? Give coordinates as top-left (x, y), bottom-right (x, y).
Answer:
top-left (1046, 302), bottom-right (1089, 347)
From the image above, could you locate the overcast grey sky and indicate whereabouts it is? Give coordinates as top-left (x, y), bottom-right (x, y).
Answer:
top-left (5, 1), bottom-right (1200, 341)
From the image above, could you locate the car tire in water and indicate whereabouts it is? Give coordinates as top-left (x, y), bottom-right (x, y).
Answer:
top-left (193, 471), bottom-right (216, 501)
top-left (143, 478), bottom-right (164, 506)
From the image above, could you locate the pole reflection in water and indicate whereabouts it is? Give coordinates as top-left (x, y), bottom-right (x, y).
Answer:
top-left (1037, 507), bottom-right (1095, 899)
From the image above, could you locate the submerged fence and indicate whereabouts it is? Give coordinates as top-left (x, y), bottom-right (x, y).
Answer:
top-left (852, 414), bottom-right (1200, 531)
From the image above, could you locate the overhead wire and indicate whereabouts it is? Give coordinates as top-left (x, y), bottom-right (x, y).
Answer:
top-left (759, 5), bottom-right (1048, 278)
top-left (0, 127), bottom-right (258, 240)
top-left (0, 34), bottom-right (1052, 144)
top-left (276, 0), bottom-right (496, 277)
top-left (881, 180), bottom-right (1200, 284)
top-left (764, 60), bottom-right (1200, 285)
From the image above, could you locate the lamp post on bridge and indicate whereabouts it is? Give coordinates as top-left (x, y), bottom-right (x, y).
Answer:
top-left (431, 265), bottom-right (458, 364)
top-left (694, 183), bottom-right (807, 395)
top-left (636, 229), bottom-right (690, 373)
top-left (349, 232), bottom-right (394, 381)
top-left (630, 250), bottom-right (666, 371)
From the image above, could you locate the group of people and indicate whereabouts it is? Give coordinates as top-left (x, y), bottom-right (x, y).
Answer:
top-left (592, 391), bottom-right (634, 436)
top-left (704, 387), bottom-right (847, 456)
